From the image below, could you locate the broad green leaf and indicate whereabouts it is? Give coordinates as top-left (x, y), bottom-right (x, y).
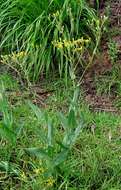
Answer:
top-left (70, 121), bottom-right (83, 146)
top-left (24, 147), bottom-right (51, 160)
top-left (63, 120), bottom-right (83, 147)
top-left (68, 109), bottom-right (77, 129)
top-left (28, 101), bottom-right (43, 121)
top-left (0, 123), bottom-right (16, 144)
top-left (58, 112), bottom-right (68, 130)
top-left (53, 149), bottom-right (69, 167)
top-left (69, 87), bottom-right (80, 111)
top-left (56, 140), bottom-right (68, 149)
top-left (72, 87), bottom-right (80, 105)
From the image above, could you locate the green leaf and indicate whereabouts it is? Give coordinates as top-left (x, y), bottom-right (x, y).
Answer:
top-left (72, 87), bottom-right (80, 105)
top-left (58, 112), bottom-right (68, 130)
top-left (15, 123), bottom-right (24, 137)
top-left (0, 123), bottom-right (16, 144)
top-left (62, 132), bottom-right (71, 147)
top-left (56, 140), bottom-right (68, 149)
top-left (0, 161), bottom-right (20, 176)
top-left (70, 121), bottom-right (83, 146)
top-left (53, 149), bottom-right (69, 167)
top-left (68, 109), bottom-right (77, 129)
top-left (69, 87), bottom-right (80, 111)
top-left (24, 147), bottom-right (51, 160)
top-left (0, 161), bottom-right (9, 172)
top-left (28, 101), bottom-right (43, 121)
top-left (47, 119), bottom-right (53, 147)
top-left (63, 120), bottom-right (83, 147)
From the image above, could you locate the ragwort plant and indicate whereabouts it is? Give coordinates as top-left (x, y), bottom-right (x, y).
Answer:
top-left (1, 76), bottom-right (121, 189)
top-left (0, 83), bottom-right (26, 184)
top-left (25, 88), bottom-right (84, 188)
top-left (0, 0), bottom-right (100, 83)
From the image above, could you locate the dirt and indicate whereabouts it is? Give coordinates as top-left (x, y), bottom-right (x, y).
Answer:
top-left (82, 0), bottom-right (121, 113)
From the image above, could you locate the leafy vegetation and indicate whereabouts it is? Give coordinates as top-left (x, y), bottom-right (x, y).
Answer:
top-left (0, 74), bottom-right (121, 189)
top-left (0, 0), bottom-right (121, 189)
top-left (0, 0), bottom-right (106, 83)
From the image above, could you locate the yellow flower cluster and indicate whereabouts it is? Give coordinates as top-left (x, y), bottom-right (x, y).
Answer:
top-left (12, 51), bottom-right (26, 60)
top-left (46, 177), bottom-right (55, 187)
top-left (34, 167), bottom-right (45, 175)
top-left (52, 10), bottom-right (60, 18)
top-left (20, 171), bottom-right (27, 181)
top-left (1, 51), bottom-right (26, 63)
top-left (52, 37), bottom-right (90, 52)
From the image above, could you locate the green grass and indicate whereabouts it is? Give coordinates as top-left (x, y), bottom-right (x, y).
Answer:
top-left (0, 1), bottom-right (121, 189)
top-left (0, 0), bottom-right (102, 83)
top-left (0, 74), bottom-right (121, 189)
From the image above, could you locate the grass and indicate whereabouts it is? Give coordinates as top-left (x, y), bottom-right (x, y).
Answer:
top-left (0, 74), bottom-right (121, 189)
top-left (1, 1), bottom-right (121, 189)
top-left (0, 0), bottom-right (103, 83)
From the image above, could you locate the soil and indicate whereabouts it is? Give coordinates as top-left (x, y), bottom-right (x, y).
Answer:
top-left (82, 0), bottom-right (121, 113)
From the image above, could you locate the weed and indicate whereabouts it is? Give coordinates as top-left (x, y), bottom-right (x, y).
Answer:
top-left (1, 1), bottom-right (121, 189)
top-left (24, 88), bottom-right (83, 186)
top-left (0, 0), bottom-right (101, 82)
top-left (95, 40), bottom-right (121, 97)
top-left (108, 40), bottom-right (119, 65)
top-left (0, 77), bottom-right (121, 189)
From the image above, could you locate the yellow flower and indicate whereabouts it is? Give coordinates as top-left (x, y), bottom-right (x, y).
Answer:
top-left (11, 51), bottom-right (26, 60)
top-left (57, 42), bottom-right (63, 49)
top-left (11, 53), bottom-right (17, 60)
top-left (76, 38), bottom-right (84, 43)
top-left (52, 37), bottom-right (90, 50)
top-left (52, 40), bottom-right (63, 49)
top-left (74, 47), bottom-right (83, 52)
top-left (20, 171), bottom-right (27, 181)
top-left (17, 51), bottom-right (26, 57)
top-left (34, 167), bottom-right (45, 175)
top-left (53, 10), bottom-right (59, 17)
top-left (84, 39), bottom-right (90, 44)
top-left (63, 40), bottom-right (72, 48)
top-left (46, 177), bottom-right (55, 187)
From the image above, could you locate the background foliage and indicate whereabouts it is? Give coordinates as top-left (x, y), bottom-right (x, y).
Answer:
top-left (0, 0), bottom-right (99, 82)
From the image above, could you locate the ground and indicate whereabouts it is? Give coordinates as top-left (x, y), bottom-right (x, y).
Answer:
top-left (83, 0), bottom-right (121, 113)
top-left (0, 0), bottom-right (121, 190)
